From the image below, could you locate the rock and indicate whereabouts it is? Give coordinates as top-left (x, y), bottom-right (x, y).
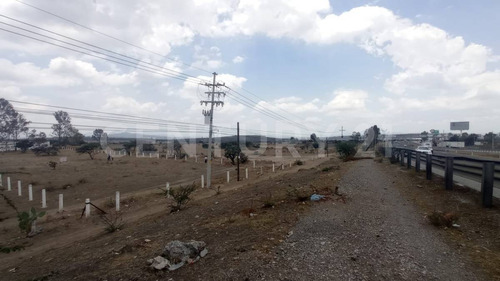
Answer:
top-left (200, 248), bottom-right (208, 258)
top-left (150, 256), bottom-right (170, 270)
top-left (144, 239), bottom-right (151, 243)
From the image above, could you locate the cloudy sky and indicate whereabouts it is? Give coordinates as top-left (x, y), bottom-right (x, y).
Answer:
top-left (1, 0), bottom-right (499, 139)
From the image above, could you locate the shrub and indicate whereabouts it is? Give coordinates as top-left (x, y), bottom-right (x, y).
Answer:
top-left (170, 183), bottom-right (196, 212)
top-left (294, 160), bottom-right (304, 166)
top-left (240, 152), bottom-right (248, 164)
top-left (99, 211), bottom-right (124, 233)
top-left (427, 211), bottom-right (458, 227)
top-left (48, 161), bottom-right (57, 170)
top-left (18, 207), bottom-right (46, 237)
top-left (32, 146), bottom-right (59, 156)
top-left (287, 186), bottom-right (312, 202)
top-left (335, 142), bottom-right (357, 160)
top-left (76, 143), bottom-right (100, 160)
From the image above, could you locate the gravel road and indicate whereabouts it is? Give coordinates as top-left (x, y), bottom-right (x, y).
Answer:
top-left (257, 159), bottom-right (486, 281)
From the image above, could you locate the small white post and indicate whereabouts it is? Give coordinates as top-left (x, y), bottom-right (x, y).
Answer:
top-left (201, 175), bottom-right (204, 188)
top-left (253, 160), bottom-right (256, 168)
top-left (85, 198), bottom-right (91, 218)
top-left (245, 168), bottom-right (248, 179)
top-left (149, 153), bottom-right (152, 158)
top-left (290, 162), bottom-right (292, 168)
top-left (157, 153), bottom-right (160, 159)
top-left (28, 184), bottom-right (33, 201)
top-left (220, 158), bottom-right (223, 164)
top-left (195, 155), bottom-right (198, 163)
top-left (282, 164), bottom-right (284, 170)
top-left (58, 194), bottom-right (63, 212)
top-left (227, 171), bottom-right (230, 183)
top-left (272, 164), bottom-right (275, 172)
top-left (17, 180), bottom-right (22, 196)
top-left (115, 191), bottom-right (120, 211)
top-left (0, 173), bottom-right (2, 187)
top-left (166, 182), bottom-right (170, 198)
top-left (7, 177), bottom-right (11, 191)
top-left (142, 152), bottom-right (145, 157)
top-left (41, 189), bottom-right (47, 208)
top-left (175, 155), bottom-right (177, 161)
top-left (185, 155), bottom-right (187, 161)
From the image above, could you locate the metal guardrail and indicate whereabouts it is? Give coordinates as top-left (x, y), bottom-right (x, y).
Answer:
top-left (391, 147), bottom-right (496, 208)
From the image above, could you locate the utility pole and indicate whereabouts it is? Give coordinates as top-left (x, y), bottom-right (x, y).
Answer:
top-left (340, 126), bottom-right (346, 138)
top-left (237, 122), bottom-right (240, 181)
top-left (201, 72), bottom-right (225, 188)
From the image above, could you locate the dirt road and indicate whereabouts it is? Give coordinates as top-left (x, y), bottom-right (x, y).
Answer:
top-left (258, 159), bottom-right (487, 280)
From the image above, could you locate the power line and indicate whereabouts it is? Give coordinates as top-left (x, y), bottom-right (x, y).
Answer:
top-left (14, 0), bottom-right (212, 74)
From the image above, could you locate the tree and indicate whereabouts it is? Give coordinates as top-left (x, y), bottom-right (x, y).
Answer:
top-left (76, 143), bottom-right (100, 160)
top-left (123, 140), bottom-right (137, 156)
top-left (15, 139), bottom-right (33, 153)
top-left (464, 134), bottom-right (478, 146)
top-left (421, 131), bottom-right (429, 142)
top-left (1, 98), bottom-right (29, 149)
top-left (484, 132), bottom-right (496, 145)
top-left (51, 111), bottom-right (76, 145)
top-left (351, 132), bottom-right (361, 142)
top-left (92, 129), bottom-right (104, 144)
top-left (224, 143), bottom-right (241, 165)
top-left (449, 134), bottom-right (460, 141)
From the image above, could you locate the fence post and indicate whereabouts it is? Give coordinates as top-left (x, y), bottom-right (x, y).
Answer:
top-left (245, 168), bottom-right (248, 179)
top-left (400, 150), bottom-right (405, 166)
top-left (253, 160), bottom-right (256, 168)
top-left (201, 175), bottom-right (204, 188)
top-left (166, 183), bottom-right (170, 198)
top-left (415, 152), bottom-right (421, 172)
top-left (58, 194), bottom-right (64, 212)
top-left (116, 191), bottom-right (120, 211)
top-left (260, 166), bottom-right (263, 174)
top-left (7, 177), bottom-right (11, 191)
top-left (426, 154), bottom-right (432, 180)
top-left (445, 157), bottom-right (454, 190)
top-left (272, 163), bottom-right (275, 172)
top-left (42, 189), bottom-right (47, 208)
top-left (28, 184), bottom-right (33, 201)
top-left (227, 171), bottom-right (230, 183)
top-left (0, 173), bottom-right (2, 186)
top-left (85, 198), bottom-right (91, 217)
top-left (481, 162), bottom-right (494, 208)
top-left (17, 180), bottom-right (22, 196)
top-left (406, 151), bottom-right (411, 169)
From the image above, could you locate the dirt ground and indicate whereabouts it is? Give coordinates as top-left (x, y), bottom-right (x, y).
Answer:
top-left (1, 149), bottom-right (498, 280)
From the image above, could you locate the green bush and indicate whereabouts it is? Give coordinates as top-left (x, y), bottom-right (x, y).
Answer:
top-left (170, 183), bottom-right (196, 212)
top-left (18, 207), bottom-right (46, 237)
top-left (335, 142), bottom-right (357, 160)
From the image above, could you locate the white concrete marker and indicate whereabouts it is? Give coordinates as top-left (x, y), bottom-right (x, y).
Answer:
top-left (290, 162), bottom-right (292, 168)
top-left (253, 160), bottom-right (256, 168)
top-left (0, 174), bottom-right (2, 187)
top-left (282, 164), bottom-right (284, 170)
top-left (149, 153), bottom-right (152, 158)
top-left (7, 177), bottom-right (11, 191)
top-left (272, 164), bottom-right (275, 172)
top-left (85, 198), bottom-right (91, 218)
top-left (142, 152), bottom-right (145, 157)
top-left (227, 171), bottom-right (230, 183)
top-left (157, 153), bottom-right (160, 159)
top-left (58, 194), bottom-right (64, 212)
top-left (28, 184), bottom-right (33, 201)
top-left (166, 182), bottom-right (170, 198)
top-left (195, 156), bottom-right (198, 163)
top-left (17, 180), bottom-right (22, 196)
top-left (201, 175), bottom-right (204, 188)
top-left (116, 191), bottom-right (120, 211)
top-left (175, 155), bottom-right (177, 161)
top-left (185, 155), bottom-right (187, 161)
top-left (41, 189), bottom-right (47, 208)
top-left (220, 158), bottom-right (223, 164)
top-left (245, 168), bottom-right (248, 179)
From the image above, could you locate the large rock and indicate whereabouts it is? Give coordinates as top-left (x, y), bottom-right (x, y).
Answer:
top-left (149, 240), bottom-right (208, 271)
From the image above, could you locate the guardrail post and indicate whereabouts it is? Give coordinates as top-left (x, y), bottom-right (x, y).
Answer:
top-left (406, 151), bottom-right (411, 169)
top-left (445, 157), bottom-right (454, 190)
top-left (481, 162), bottom-right (494, 208)
top-left (426, 154), bottom-right (432, 180)
top-left (415, 152), bottom-right (421, 172)
top-left (400, 150), bottom-right (405, 166)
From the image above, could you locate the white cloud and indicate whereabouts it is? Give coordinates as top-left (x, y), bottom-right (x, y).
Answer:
top-left (232, 56), bottom-right (245, 64)
top-left (322, 90), bottom-right (368, 112)
top-left (102, 96), bottom-right (166, 115)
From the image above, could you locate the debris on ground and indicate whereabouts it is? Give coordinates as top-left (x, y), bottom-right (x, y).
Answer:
top-left (310, 194), bottom-right (325, 201)
top-left (148, 240), bottom-right (208, 271)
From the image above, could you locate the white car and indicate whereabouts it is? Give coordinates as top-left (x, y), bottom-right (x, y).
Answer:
top-left (416, 146), bottom-right (433, 154)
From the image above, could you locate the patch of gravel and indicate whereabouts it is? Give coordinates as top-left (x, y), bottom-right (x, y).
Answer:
top-left (254, 159), bottom-right (486, 281)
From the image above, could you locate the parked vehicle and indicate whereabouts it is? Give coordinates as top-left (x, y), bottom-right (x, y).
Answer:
top-left (416, 146), bottom-right (433, 154)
